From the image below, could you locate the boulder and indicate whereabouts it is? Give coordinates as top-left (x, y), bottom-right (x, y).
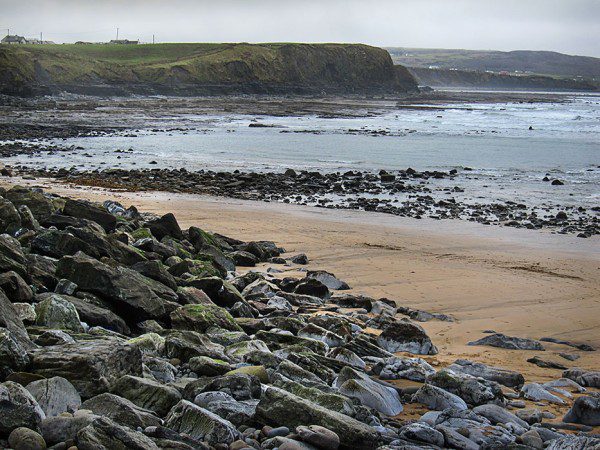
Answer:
top-left (131, 260), bottom-right (178, 291)
top-left (0, 197), bottom-right (21, 234)
top-left (0, 381), bottom-right (46, 435)
top-left (77, 416), bottom-right (159, 450)
top-left (305, 271), bottom-right (350, 290)
top-left (473, 404), bottom-right (529, 428)
top-left (81, 393), bottom-right (162, 429)
top-left (0, 289), bottom-right (32, 348)
top-left (12, 303), bottom-right (36, 323)
top-left (34, 329), bottom-right (74, 346)
top-left (7, 427), bottom-right (46, 450)
top-left (39, 413), bottom-right (97, 446)
top-left (448, 359), bottom-right (525, 388)
top-left (189, 356), bottom-right (232, 376)
top-left (299, 323), bottom-right (345, 348)
top-left (563, 368), bottom-right (600, 388)
top-left (183, 373), bottom-right (261, 401)
top-left (164, 330), bottom-right (227, 362)
top-left (293, 278), bottom-right (330, 299)
top-left (376, 320), bottom-right (437, 355)
top-left (193, 391), bottom-right (257, 427)
top-left (378, 356), bottom-right (436, 382)
top-left (296, 425), bottom-right (340, 450)
top-left (110, 375), bottom-right (182, 417)
top-left (146, 213), bottom-right (183, 241)
top-left (521, 383), bottom-right (565, 404)
top-left (0, 234), bottom-right (28, 278)
top-left (0, 328), bottom-right (30, 379)
top-left (5, 187), bottom-right (55, 222)
top-left (0, 271), bottom-right (33, 303)
top-left (56, 252), bottom-right (172, 322)
top-left (255, 387), bottom-right (381, 449)
top-left (429, 369), bottom-right (504, 406)
top-left (34, 293), bottom-right (84, 333)
top-left (62, 198), bottom-right (117, 232)
top-left (170, 304), bottom-right (242, 333)
top-left (164, 400), bottom-right (240, 445)
top-left (398, 422), bottom-right (445, 447)
top-left (26, 376), bottom-right (81, 417)
top-left (29, 339), bottom-right (142, 398)
top-left (228, 250), bottom-right (259, 267)
top-left (338, 377), bottom-right (403, 416)
top-left (563, 395), bottom-right (600, 426)
top-left (30, 229), bottom-right (100, 259)
top-left (468, 333), bottom-right (544, 350)
top-left (411, 384), bottom-right (468, 411)
top-left (546, 436), bottom-right (600, 450)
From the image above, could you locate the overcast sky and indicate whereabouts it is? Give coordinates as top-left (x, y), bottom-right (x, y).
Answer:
top-left (2, 0), bottom-right (599, 57)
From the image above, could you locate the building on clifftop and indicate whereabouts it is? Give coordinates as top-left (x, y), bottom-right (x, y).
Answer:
top-left (1, 35), bottom-right (27, 44)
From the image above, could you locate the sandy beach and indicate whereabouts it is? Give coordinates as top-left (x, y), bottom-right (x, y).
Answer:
top-left (5, 177), bottom-right (598, 387)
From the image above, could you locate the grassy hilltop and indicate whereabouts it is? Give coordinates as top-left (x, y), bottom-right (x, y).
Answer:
top-left (0, 42), bottom-right (418, 96)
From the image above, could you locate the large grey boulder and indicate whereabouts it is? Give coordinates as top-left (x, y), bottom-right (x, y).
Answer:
top-left (378, 356), bottom-right (436, 382)
top-left (473, 404), bottom-right (529, 428)
top-left (411, 384), bottom-right (468, 411)
top-left (255, 386), bottom-right (382, 449)
top-left (448, 359), bottom-right (525, 388)
top-left (429, 368), bottom-right (504, 406)
top-left (521, 383), bottom-right (565, 404)
top-left (110, 375), bottom-right (181, 417)
top-left (0, 328), bottom-right (30, 379)
top-left (376, 319), bottom-right (437, 355)
top-left (34, 293), bottom-right (84, 333)
top-left (468, 333), bottom-right (544, 350)
top-left (305, 270), bottom-right (350, 290)
top-left (77, 416), bottom-right (159, 450)
top-left (29, 339), bottom-right (143, 398)
top-left (563, 395), bottom-right (600, 426)
top-left (0, 197), bottom-right (21, 234)
top-left (0, 234), bottom-right (28, 278)
top-left (62, 198), bottom-right (117, 232)
top-left (31, 229), bottom-right (100, 259)
top-left (55, 252), bottom-right (175, 323)
top-left (546, 435), bottom-right (600, 450)
top-left (170, 303), bottom-right (242, 333)
top-left (183, 373), bottom-right (261, 402)
top-left (164, 400), bottom-right (240, 446)
top-left (563, 368), bottom-right (600, 388)
top-left (5, 186), bottom-right (56, 222)
top-left (0, 381), bottom-right (46, 435)
top-left (398, 422), bottom-right (444, 447)
top-left (193, 391), bottom-right (257, 427)
top-left (39, 414), bottom-right (97, 446)
top-left (81, 393), bottom-right (162, 429)
top-left (164, 329), bottom-right (228, 363)
top-left (26, 376), bottom-right (81, 417)
top-left (0, 270), bottom-right (33, 303)
top-left (338, 377), bottom-right (403, 416)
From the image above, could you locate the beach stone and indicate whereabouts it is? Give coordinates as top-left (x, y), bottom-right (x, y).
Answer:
top-left (110, 375), bottom-right (182, 417)
top-left (299, 323), bottom-right (345, 348)
top-left (170, 303), bottom-right (242, 333)
top-left (183, 373), bottom-right (261, 401)
top-left (62, 198), bottom-right (117, 232)
top-left (293, 278), bottom-right (330, 298)
top-left (563, 395), bottom-right (600, 426)
top-left (81, 393), bottom-right (162, 429)
top-left (7, 427), bottom-right (46, 450)
top-left (436, 425), bottom-right (479, 450)
top-left (26, 377), bottom-right (81, 417)
top-left (473, 404), bottom-right (529, 428)
top-left (255, 387), bottom-right (381, 449)
top-left (563, 368), bottom-right (600, 388)
top-left (519, 429), bottom-right (544, 449)
top-left (329, 347), bottom-right (366, 370)
top-left (228, 250), bottom-right (259, 266)
top-left (76, 416), bottom-right (159, 450)
top-left (0, 282), bottom-right (32, 347)
top-left (0, 271), bottom-right (33, 303)
top-left (34, 294), bottom-right (84, 333)
top-left (164, 329), bottom-right (227, 362)
top-left (146, 212), bottom-right (183, 241)
top-left (411, 384), bottom-right (468, 411)
top-left (267, 295), bottom-right (293, 311)
top-left (379, 356), bottom-right (436, 382)
top-left (5, 186), bottom-right (55, 222)
top-left (305, 270), bottom-right (350, 290)
top-left (0, 328), bottom-right (30, 378)
top-left (33, 329), bottom-right (75, 346)
top-left (398, 422), bottom-right (444, 447)
top-left (338, 377), bottom-right (403, 416)
top-left (543, 378), bottom-right (586, 393)
top-left (515, 408), bottom-right (543, 425)
top-left (468, 333), bottom-right (544, 350)
top-left (28, 340), bottom-right (142, 398)
top-left (193, 391), bottom-right (257, 427)
top-left (296, 425), bottom-right (340, 449)
top-left (376, 319), bottom-right (437, 355)
top-left (0, 197), bottom-right (21, 234)
top-left (521, 383), bottom-right (565, 404)
top-left (290, 253), bottom-right (309, 264)
top-left (429, 368), bottom-right (504, 406)
top-left (39, 414), bottom-right (96, 446)
top-left (448, 359), bottom-right (525, 388)
top-left (164, 400), bottom-right (240, 445)
top-left (55, 252), bottom-right (171, 323)
top-left (131, 260), bottom-right (178, 291)
top-left (546, 435), bottom-right (600, 449)
top-left (12, 303), bottom-right (36, 323)
top-left (0, 381), bottom-right (46, 435)
top-left (188, 356), bottom-right (232, 376)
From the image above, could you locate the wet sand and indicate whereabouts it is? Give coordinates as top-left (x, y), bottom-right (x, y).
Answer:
top-left (6, 177), bottom-right (598, 380)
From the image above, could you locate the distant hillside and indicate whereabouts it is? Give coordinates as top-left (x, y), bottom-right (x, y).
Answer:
top-left (409, 67), bottom-right (598, 91)
top-left (0, 43), bottom-right (418, 97)
top-left (386, 47), bottom-right (600, 79)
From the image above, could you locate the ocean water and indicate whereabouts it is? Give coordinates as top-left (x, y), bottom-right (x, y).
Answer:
top-left (6, 93), bottom-right (600, 211)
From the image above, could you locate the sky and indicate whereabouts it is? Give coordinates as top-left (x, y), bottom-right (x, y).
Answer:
top-left (1, 0), bottom-right (599, 57)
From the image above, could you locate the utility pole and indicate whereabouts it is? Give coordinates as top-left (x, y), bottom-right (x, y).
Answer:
top-left (116, 27), bottom-right (119, 40)
top-left (40, 32), bottom-right (42, 42)
top-left (152, 34), bottom-right (155, 44)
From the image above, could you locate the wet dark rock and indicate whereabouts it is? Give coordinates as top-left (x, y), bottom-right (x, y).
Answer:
top-left (146, 213), bottom-right (183, 241)
top-left (62, 198), bottom-right (117, 232)
top-left (468, 333), bottom-right (544, 351)
top-left (306, 270), bottom-right (350, 290)
top-left (81, 392), bottom-right (162, 429)
top-left (0, 381), bottom-right (46, 435)
top-left (77, 415), bottom-right (159, 450)
top-left (563, 395), bottom-right (600, 426)
top-left (563, 368), bottom-right (600, 388)
top-left (376, 319), bottom-right (437, 355)
top-left (110, 375), bottom-right (182, 417)
top-left (448, 359), bottom-right (525, 388)
top-left (25, 376), bottom-right (81, 417)
top-left (527, 356), bottom-right (567, 370)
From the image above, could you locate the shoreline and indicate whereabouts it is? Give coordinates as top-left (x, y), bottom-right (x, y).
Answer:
top-left (3, 176), bottom-right (598, 382)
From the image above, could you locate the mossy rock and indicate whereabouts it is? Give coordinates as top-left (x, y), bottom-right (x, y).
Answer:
top-left (127, 332), bottom-right (165, 356)
top-left (226, 365), bottom-right (269, 383)
top-left (274, 379), bottom-right (352, 415)
top-left (171, 304), bottom-right (242, 333)
top-left (130, 227), bottom-right (153, 241)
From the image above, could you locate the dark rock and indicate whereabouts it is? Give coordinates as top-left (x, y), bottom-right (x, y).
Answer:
top-left (563, 368), bottom-right (600, 388)
top-left (448, 359), bottom-right (525, 388)
top-left (81, 393), bottom-right (162, 429)
top-left (7, 427), bottom-right (46, 450)
top-left (170, 304), bottom-right (242, 333)
top-left (0, 381), bottom-right (46, 435)
top-left (527, 356), bottom-right (567, 370)
top-left (306, 270), bottom-right (350, 290)
top-left (376, 319), bottom-right (437, 355)
top-left (0, 271), bottom-right (33, 303)
top-left (468, 333), bottom-right (544, 350)
top-left (25, 376), bottom-right (81, 417)
top-left (563, 395), bottom-right (600, 426)
top-left (77, 416), bottom-right (159, 450)
top-left (290, 253), bottom-right (309, 265)
top-left (110, 375), bottom-right (182, 417)
top-left (146, 213), bottom-right (183, 241)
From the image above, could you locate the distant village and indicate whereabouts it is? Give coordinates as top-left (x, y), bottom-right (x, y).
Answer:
top-left (1, 34), bottom-right (139, 45)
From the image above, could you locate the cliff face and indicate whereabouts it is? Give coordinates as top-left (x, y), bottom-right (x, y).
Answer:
top-left (0, 43), bottom-right (418, 97)
top-left (409, 67), bottom-right (598, 91)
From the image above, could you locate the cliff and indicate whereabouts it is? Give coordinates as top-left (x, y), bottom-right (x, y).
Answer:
top-left (0, 43), bottom-right (418, 97)
top-left (408, 67), bottom-right (598, 91)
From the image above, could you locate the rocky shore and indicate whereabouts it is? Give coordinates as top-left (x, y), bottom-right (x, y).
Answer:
top-left (9, 166), bottom-right (598, 238)
top-left (0, 185), bottom-right (598, 449)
